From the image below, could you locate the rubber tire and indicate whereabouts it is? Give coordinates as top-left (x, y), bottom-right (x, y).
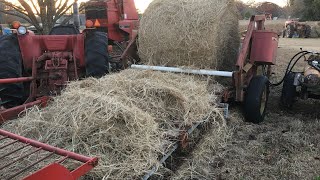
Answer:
top-left (85, 31), bottom-right (109, 77)
top-left (286, 24), bottom-right (294, 38)
top-left (0, 35), bottom-right (24, 108)
top-left (282, 29), bottom-right (286, 38)
top-left (280, 72), bottom-right (296, 108)
top-left (49, 25), bottom-right (80, 35)
top-left (305, 25), bottom-right (311, 38)
top-left (244, 75), bottom-right (269, 124)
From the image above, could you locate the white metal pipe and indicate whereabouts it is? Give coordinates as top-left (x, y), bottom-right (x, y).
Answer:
top-left (131, 65), bottom-right (233, 77)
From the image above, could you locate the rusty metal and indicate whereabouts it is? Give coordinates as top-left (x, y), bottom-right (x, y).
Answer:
top-left (0, 97), bottom-right (49, 123)
top-left (234, 15), bottom-right (278, 102)
top-left (0, 129), bottom-right (98, 179)
top-left (8, 152), bottom-right (55, 180)
top-left (0, 77), bottom-right (33, 84)
top-left (0, 147), bottom-right (42, 171)
top-left (143, 115), bottom-right (212, 179)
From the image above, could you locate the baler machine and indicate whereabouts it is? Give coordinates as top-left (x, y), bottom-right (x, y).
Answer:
top-left (132, 15), bottom-right (279, 124)
top-left (0, 15), bottom-right (278, 179)
top-left (0, 15), bottom-right (278, 123)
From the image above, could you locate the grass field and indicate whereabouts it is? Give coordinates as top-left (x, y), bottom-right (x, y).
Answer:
top-left (172, 36), bottom-right (320, 179)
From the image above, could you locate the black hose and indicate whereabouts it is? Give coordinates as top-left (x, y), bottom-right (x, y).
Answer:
top-left (270, 51), bottom-right (311, 86)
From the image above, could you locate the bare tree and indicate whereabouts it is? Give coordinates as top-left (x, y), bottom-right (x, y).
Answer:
top-left (0, 0), bottom-right (76, 34)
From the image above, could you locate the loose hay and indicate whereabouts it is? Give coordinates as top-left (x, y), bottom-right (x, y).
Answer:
top-left (1, 69), bottom-right (224, 179)
top-left (138, 0), bottom-right (240, 71)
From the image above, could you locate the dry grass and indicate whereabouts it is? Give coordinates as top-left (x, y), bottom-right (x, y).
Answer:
top-left (0, 69), bottom-right (225, 179)
top-left (138, 0), bottom-right (239, 71)
top-left (171, 38), bottom-right (320, 180)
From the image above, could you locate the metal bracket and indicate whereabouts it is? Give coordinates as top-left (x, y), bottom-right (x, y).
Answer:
top-left (218, 103), bottom-right (229, 119)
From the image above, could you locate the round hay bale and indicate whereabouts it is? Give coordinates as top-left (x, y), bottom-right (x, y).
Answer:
top-left (138, 0), bottom-right (240, 71)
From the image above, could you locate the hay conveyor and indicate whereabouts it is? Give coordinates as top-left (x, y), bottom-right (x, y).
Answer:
top-left (0, 129), bottom-right (97, 180)
top-left (142, 116), bottom-right (213, 179)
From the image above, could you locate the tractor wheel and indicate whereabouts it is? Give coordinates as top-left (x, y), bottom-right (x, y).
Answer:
top-left (282, 29), bottom-right (286, 38)
top-left (244, 75), bottom-right (269, 124)
top-left (280, 72), bottom-right (296, 108)
top-left (85, 31), bottom-right (109, 77)
top-left (286, 24), bottom-right (294, 38)
top-left (305, 25), bottom-right (311, 38)
top-left (0, 35), bottom-right (24, 108)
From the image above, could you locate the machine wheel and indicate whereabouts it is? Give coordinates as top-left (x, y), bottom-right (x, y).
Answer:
top-left (244, 75), bottom-right (269, 124)
top-left (282, 29), bottom-right (286, 38)
top-left (0, 35), bottom-right (24, 108)
top-left (280, 72), bottom-right (296, 108)
top-left (286, 24), bottom-right (294, 38)
top-left (305, 25), bottom-right (311, 38)
top-left (85, 31), bottom-right (109, 77)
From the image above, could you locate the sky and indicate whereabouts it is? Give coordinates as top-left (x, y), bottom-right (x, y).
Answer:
top-left (133, 0), bottom-right (288, 13)
top-left (9, 0), bottom-right (288, 13)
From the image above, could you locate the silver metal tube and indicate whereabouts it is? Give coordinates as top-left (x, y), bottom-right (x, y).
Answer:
top-left (131, 65), bottom-right (233, 77)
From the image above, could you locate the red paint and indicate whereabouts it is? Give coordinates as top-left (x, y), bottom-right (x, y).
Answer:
top-left (233, 15), bottom-right (278, 102)
top-left (0, 77), bottom-right (33, 84)
top-left (250, 31), bottom-right (278, 65)
top-left (0, 129), bottom-right (98, 180)
top-left (18, 34), bottom-right (85, 70)
top-left (86, 0), bottom-right (139, 42)
top-left (0, 98), bottom-right (45, 123)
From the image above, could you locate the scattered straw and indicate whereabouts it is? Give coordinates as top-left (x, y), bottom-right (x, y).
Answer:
top-left (1, 69), bottom-right (224, 179)
top-left (138, 0), bottom-right (239, 71)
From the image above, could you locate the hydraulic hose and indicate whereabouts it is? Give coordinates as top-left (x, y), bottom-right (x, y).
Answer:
top-left (270, 51), bottom-right (311, 86)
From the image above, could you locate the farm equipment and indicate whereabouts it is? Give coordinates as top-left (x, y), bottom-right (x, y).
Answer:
top-left (132, 15), bottom-right (279, 124)
top-left (0, 0), bottom-right (139, 122)
top-left (0, 14), bottom-right (277, 179)
top-left (0, 129), bottom-right (98, 179)
top-left (280, 50), bottom-right (320, 108)
top-left (283, 19), bottom-right (311, 38)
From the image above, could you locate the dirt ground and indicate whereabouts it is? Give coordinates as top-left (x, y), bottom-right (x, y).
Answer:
top-left (172, 38), bottom-right (320, 179)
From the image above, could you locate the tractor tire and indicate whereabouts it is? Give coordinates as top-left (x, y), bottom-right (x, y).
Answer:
top-left (286, 24), bottom-right (294, 38)
top-left (305, 25), bottom-right (311, 38)
top-left (0, 35), bottom-right (24, 108)
top-left (49, 25), bottom-right (80, 35)
top-left (244, 75), bottom-right (269, 124)
top-left (85, 31), bottom-right (109, 77)
top-left (282, 29), bottom-right (286, 38)
top-left (280, 72), bottom-right (296, 108)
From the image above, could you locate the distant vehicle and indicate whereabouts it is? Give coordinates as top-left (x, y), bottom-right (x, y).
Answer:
top-left (283, 19), bottom-right (311, 38)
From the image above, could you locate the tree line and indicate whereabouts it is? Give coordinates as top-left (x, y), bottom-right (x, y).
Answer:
top-left (235, 0), bottom-right (320, 21)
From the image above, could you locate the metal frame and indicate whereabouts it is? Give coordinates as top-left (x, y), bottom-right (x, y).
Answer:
top-left (0, 129), bottom-right (98, 180)
top-left (234, 15), bottom-right (267, 102)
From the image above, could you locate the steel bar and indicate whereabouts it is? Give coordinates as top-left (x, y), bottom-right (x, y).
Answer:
top-left (143, 116), bottom-right (211, 180)
top-left (0, 99), bottom-right (43, 123)
top-left (7, 152), bottom-right (54, 180)
top-left (0, 136), bottom-right (8, 141)
top-left (0, 130), bottom-right (91, 163)
top-left (0, 144), bottom-right (29, 159)
top-left (0, 77), bottom-right (33, 84)
top-left (0, 147), bottom-right (42, 171)
top-left (142, 144), bottom-right (178, 180)
top-left (131, 65), bottom-right (233, 77)
top-left (0, 139), bottom-right (18, 149)
top-left (56, 156), bottom-right (69, 164)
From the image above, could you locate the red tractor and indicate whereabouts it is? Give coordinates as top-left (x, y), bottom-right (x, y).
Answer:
top-left (0, 0), bottom-right (139, 121)
top-left (283, 19), bottom-right (311, 38)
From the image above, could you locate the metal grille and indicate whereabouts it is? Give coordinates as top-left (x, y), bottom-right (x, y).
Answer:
top-left (0, 129), bottom-right (97, 180)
